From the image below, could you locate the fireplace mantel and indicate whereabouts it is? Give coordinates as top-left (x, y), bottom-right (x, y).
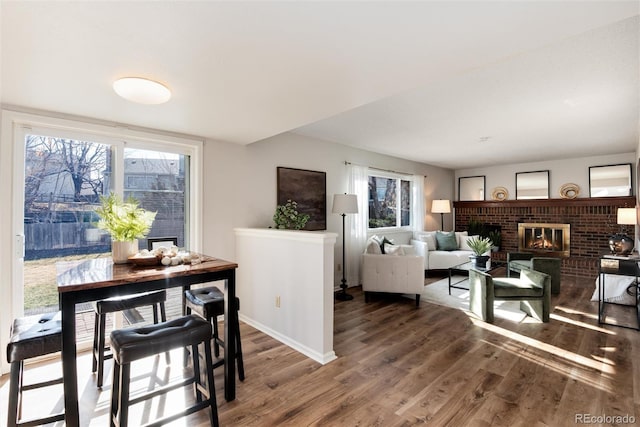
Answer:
top-left (454, 196), bottom-right (635, 209)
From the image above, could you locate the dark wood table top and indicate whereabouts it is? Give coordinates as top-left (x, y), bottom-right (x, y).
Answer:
top-left (57, 254), bottom-right (238, 293)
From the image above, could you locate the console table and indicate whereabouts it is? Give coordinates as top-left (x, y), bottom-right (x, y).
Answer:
top-left (598, 255), bottom-right (640, 330)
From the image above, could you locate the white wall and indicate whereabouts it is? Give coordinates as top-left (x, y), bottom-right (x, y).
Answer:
top-left (201, 132), bottom-right (454, 285)
top-left (455, 152), bottom-right (635, 201)
top-left (234, 228), bottom-right (337, 364)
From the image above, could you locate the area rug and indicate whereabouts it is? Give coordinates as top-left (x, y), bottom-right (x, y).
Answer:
top-left (422, 276), bottom-right (530, 322)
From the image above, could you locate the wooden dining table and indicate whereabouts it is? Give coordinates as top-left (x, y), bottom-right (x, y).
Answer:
top-left (56, 254), bottom-right (238, 427)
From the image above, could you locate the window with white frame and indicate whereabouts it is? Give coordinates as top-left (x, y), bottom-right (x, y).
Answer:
top-left (368, 174), bottom-right (411, 229)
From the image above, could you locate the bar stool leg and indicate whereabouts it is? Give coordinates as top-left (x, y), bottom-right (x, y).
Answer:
top-left (110, 359), bottom-right (120, 427)
top-left (192, 342), bottom-right (203, 403)
top-left (92, 311), bottom-right (100, 374)
top-left (7, 361), bottom-right (21, 427)
top-left (160, 303), bottom-right (171, 365)
top-left (202, 340), bottom-right (219, 427)
top-left (96, 312), bottom-right (107, 387)
top-left (118, 363), bottom-right (131, 427)
top-left (212, 320), bottom-right (221, 357)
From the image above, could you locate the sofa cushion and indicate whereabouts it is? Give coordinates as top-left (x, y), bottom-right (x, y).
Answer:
top-left (429, 250), bottom-right (472, 270)
top-left (455, 231), bottom-right (469, 248)
top-left (416, 232), bottom-right (437, 251)
top-left (436, 231), bottom-right (458, 251)
top-left (459, 235), bottom-right (479, 251)
top-left (385, 243), bottom-right (403, 256)
top-left (400, 245), bottom-right (416, 255)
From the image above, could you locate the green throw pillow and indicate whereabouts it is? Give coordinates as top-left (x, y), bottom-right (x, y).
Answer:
top-left (436, 231), bottom-right (458, 251)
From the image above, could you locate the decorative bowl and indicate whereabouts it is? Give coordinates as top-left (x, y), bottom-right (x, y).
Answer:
top-left (128, 254), bottom-right (161, 267)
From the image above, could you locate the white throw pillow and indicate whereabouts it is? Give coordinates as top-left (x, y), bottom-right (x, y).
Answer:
top-left (384, 243), bottom-right (404, 256)
top-left (459, 235), bottom-right (479, 251)
top-left (455, 231), bottom-right (469, 248)
top-left (365, 236), bottom-right (382, 254)
top-left (417, 232), bottom-right (437, 251)
top-left (400, 244), bottom-right (416, 255)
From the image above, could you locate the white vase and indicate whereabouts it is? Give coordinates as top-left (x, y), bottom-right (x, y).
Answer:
top-left (112, 239), bottom-right (138, 264)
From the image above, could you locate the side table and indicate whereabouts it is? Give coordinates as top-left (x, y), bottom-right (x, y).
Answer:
top-left (598, 256), bottom-right (640, 330)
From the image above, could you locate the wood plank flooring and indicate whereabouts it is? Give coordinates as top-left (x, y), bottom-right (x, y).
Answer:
top-left (1, 273), bottom-right (639, 426)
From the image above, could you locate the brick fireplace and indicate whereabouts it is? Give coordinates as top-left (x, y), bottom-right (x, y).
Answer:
top-left (454, 196), bottom-right (635, 278)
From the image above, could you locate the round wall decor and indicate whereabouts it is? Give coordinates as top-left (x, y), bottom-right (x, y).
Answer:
top-left (491, 187), bottom-right (508, 201)
top-left (559, 183), bottom-right (580, 199)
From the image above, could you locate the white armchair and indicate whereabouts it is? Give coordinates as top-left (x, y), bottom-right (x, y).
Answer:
top-left (362, 253), bottom-right (425, 307)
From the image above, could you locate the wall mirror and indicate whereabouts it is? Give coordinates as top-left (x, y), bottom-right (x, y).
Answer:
top-left (589, 163), bottom-right (632, 197)
top-left (516, 170), bottom-right (549, 200)
top-left (458, 176), bottom-right (485, 201)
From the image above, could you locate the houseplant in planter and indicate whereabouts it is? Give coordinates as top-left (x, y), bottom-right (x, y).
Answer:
top-left (273, 199), bottom-right (310, 230)
top-left (488, 230), bottom-right (502, 252)
top-left (466, 236), bottom-right (493, 269)
top-left (95, 193), bottom-right (157, 263)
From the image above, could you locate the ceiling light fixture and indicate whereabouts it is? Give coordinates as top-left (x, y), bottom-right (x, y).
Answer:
top-left (113, 77), bottom-right (171, 105)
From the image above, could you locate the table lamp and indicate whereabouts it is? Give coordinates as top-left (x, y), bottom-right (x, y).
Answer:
top-left (609, 207), bottom-right (636, 255)
top-left (431, 199), bottom-right (451, 231)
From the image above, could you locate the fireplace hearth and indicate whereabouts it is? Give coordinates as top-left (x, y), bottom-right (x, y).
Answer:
top-left (518, 223), bottom-right (570, 257)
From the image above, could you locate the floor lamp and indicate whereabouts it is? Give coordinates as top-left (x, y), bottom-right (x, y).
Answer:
top-left (431, 199), bottom-right (451, 231)
top-left (333, 193), bottom-right (358, 301)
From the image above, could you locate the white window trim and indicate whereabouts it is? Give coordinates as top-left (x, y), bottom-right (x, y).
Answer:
top-left (0, 109), bottom-right (203, 374)
top-left (367, 171), bottom-right (413, 231)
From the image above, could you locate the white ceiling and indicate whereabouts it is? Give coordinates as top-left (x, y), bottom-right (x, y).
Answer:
top-left (2, 1), bottom-right (638, 169)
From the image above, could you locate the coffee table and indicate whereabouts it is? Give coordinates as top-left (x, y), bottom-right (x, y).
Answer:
top-left (448, 260), bottom-right (501, 295)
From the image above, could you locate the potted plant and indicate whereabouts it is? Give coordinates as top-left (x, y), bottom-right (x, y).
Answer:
top-left (273, 199), bottom-right (310, 230)
top-left (466, 236), bottom-right (493, 268)
top-left (95, 193), bottom-right (157, 263)
top-left (488, 230), bottom-right (502, 252)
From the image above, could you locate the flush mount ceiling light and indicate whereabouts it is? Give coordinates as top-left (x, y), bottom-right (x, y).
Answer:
top-left (113, 77), bottom-right (171, 104)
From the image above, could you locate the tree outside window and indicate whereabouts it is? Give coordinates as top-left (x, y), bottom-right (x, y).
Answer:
top-left (368, 175), bottom-right (412, 229)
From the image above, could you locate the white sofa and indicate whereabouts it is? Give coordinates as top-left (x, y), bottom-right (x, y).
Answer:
top-left (361, 230), bottom-right (478, 275)
top-left (412, 231), bottom-right (476, 272)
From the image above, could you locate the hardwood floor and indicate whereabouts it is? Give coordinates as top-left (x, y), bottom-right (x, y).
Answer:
top-left (2, 274), bottom-right (639, 426)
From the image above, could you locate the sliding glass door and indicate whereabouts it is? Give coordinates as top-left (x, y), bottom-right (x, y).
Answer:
top-left (9, 114), bottom-right (200, 346)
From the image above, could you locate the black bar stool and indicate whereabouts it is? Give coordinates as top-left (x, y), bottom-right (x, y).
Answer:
top-left (6, 312), bottom-right (65, 427)
top-left (109, 314), bottom-right (218, 427)
top-left (184, 286), bottom-right (245, 380)
top-left (92, 290), bottom-right (169, 388)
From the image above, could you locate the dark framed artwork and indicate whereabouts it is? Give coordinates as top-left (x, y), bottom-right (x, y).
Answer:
top-left (277, 167), bottom-right (326, 230)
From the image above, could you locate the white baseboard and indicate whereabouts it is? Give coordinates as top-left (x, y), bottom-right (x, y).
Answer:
top-left (239, 314), bottom-right (337, 365)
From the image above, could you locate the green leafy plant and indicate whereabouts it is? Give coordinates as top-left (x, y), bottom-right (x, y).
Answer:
top-left (488, 230), bottom-right (502, 249)
top-left (95, 193), bottom-right (157, 241)
top-left (466, 236), bottom-right (493, 256)
top-left (273, 199), bottom-right (310, 230)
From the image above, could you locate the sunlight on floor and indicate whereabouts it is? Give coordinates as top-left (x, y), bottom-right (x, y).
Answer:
top-left (549, 312), bottom-right (616, 335)
top-left (470, 317), bottom-right (616, 394)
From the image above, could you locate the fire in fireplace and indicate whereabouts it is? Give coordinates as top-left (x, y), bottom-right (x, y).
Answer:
top-left (518, 223), bottom-right (570, 257)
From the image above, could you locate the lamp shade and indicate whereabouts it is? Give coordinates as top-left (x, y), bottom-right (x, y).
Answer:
top-left (431, 199), bottom-right (451, 214)
top-left (332, 194), bottom-right (358, 214)
top-left (617, 207), bottom-right (637, 225)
